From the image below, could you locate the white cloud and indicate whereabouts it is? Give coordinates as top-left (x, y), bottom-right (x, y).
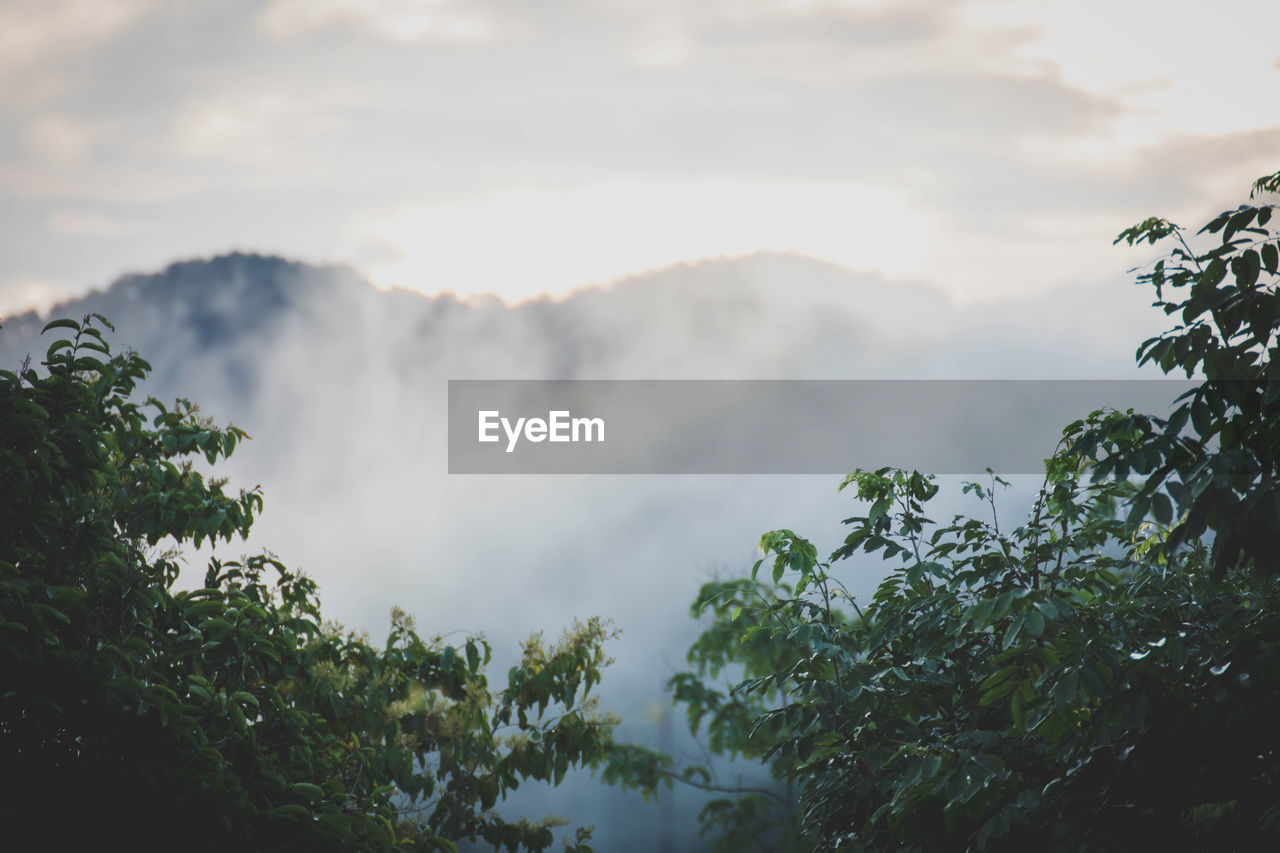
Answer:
top-left (0, 0), bottom-right (156, 85)
top-left (169, 86), bottom-right (354, 171)
top-left (596, 0), bottom-right (926, 28)
top-left (968, 0), bottom-right (1280, 142)
top-left (47, 211), bottom-right (126, 236)
top-left (0, 277), bottom-right (69, 318)
top-left (629, 16), bottom-right (696, 68)
top-left (0, 161), bottom-right (204, 203)
top-left (23, 114), bottom-right (109, 167)
top-left (349, 179), bottom-right (933, 303)
top-left (0, 0), bottom-right (1276, 316)
top-left (257, 0), bottom-right (503, 45)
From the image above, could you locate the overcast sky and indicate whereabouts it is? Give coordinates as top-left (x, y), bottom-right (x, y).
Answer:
top-left (6, 5), bottom-right (1276, 842)
top-left (1, 0), bottom-right (1278, 316)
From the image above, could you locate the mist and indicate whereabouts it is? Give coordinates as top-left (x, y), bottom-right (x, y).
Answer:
top-left (0, 248), bottom-right (1178, 848)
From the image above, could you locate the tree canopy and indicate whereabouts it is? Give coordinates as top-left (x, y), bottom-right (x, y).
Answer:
top-left (4, 169), bottom-right (1279, 851)
top-left (0, 315), bottom-right (635, 851)
top-left (645, 171), bottom-right (1280, 850)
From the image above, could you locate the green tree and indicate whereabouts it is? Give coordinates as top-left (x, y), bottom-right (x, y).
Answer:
top-left (1104, 170), bottom-right (1280, 577)
top-left (660, 171), bottom-right (1280, 850)
top-left (0, 315), bottom-right (637, 851)
top-left (602, 577), bottom-right (812, 852)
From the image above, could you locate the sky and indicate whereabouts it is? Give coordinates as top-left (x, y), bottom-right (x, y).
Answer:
top-left (1, 0), bottom-right (1278, 317)
top-left (5, 2), bottom-right (1277, 844)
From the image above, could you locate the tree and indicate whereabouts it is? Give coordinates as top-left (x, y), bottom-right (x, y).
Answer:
top-left (1104, 170), bottom-right (1280, 577)
top-left (0, 314), bottom-right (637, 851)
top-left (661, 171), bottom-right (1280, 850)
top-left (601, 577), bottom-right (813, 852)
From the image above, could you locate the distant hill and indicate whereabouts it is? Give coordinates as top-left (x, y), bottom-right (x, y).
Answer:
top-left (0, 249), bottom-right (1174, 852)
top-left (1, 249), bottom-right (1161, 391)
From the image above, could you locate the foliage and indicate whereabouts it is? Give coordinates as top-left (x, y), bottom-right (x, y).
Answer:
top-left (1105, 169), bottom-right (1280, 576)
top-left (0, 315), bottom-right (634, 851)
top-left (664, 173), bottom-right (1280, 850)
top-left (599, 578), bottom-right (812, 852)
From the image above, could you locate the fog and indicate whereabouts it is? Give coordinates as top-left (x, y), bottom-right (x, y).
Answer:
top-left (0, 248), bottom-right (1180, 847)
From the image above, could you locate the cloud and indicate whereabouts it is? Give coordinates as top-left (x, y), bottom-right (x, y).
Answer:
top-left (0, 276), bottom-right (69, 318)
top-left (256, 0), bottom-right (505, 45)
top-left (0, 161), bottom-right (205, 204)
top-left (46, 210), bottom-right (128, 237)
top-left (2, 0), bottom-right (1277, 838)
top-left (599, 0), bottom-right (1021, 78)
top-left (0, 0), bottom-right (1276, 319)
top-left (0, 0), bottom-right (156, 96)
top-left (169, 86), bottom-right (357, 172)
top-left (982, 0), bottom-right (1280, 140)
top-left (0, 249), bottom-right (1176, 844)
top-left (350, 179), bottom-right (933, 302)
top-left (22, 114), bottom-right (111, 167)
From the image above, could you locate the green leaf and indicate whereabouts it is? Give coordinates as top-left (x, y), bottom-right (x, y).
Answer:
top-left (41, 318), bottom-right (80, 333)
top-left (1236, 250), bottom-right (1261, 288)
top-left (1051, 672), bottom-right (1077, 710)
top-left (1262, 242), bottom-right (1279, 275)
top-left (291, 782), bottom-right (324, 801)
top-left (1151, 492), bottom-right (1173, 525)
top-left (266, 804), bottom-right (311, 820)
top-left (1201, 257), bottom-right (1227, 289)
top-left (1002, 613), bottom-right (1024, 650)
top-left (1023, 607), bottom-right (1045, 638)
top-left (980, 678), bottom-right (1018, 707)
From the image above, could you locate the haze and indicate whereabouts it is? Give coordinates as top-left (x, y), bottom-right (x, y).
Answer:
top-left (2, 0), bottom-right (1278, 848)
top-left (2, 0), bottom-right (1278, 314)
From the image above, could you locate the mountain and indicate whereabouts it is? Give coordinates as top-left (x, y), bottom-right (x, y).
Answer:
top-left (0, 250), bottom-right (1171, 849)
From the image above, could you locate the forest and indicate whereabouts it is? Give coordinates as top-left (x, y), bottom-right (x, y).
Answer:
top-left (3, 171), bottom-right (1280, 851)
